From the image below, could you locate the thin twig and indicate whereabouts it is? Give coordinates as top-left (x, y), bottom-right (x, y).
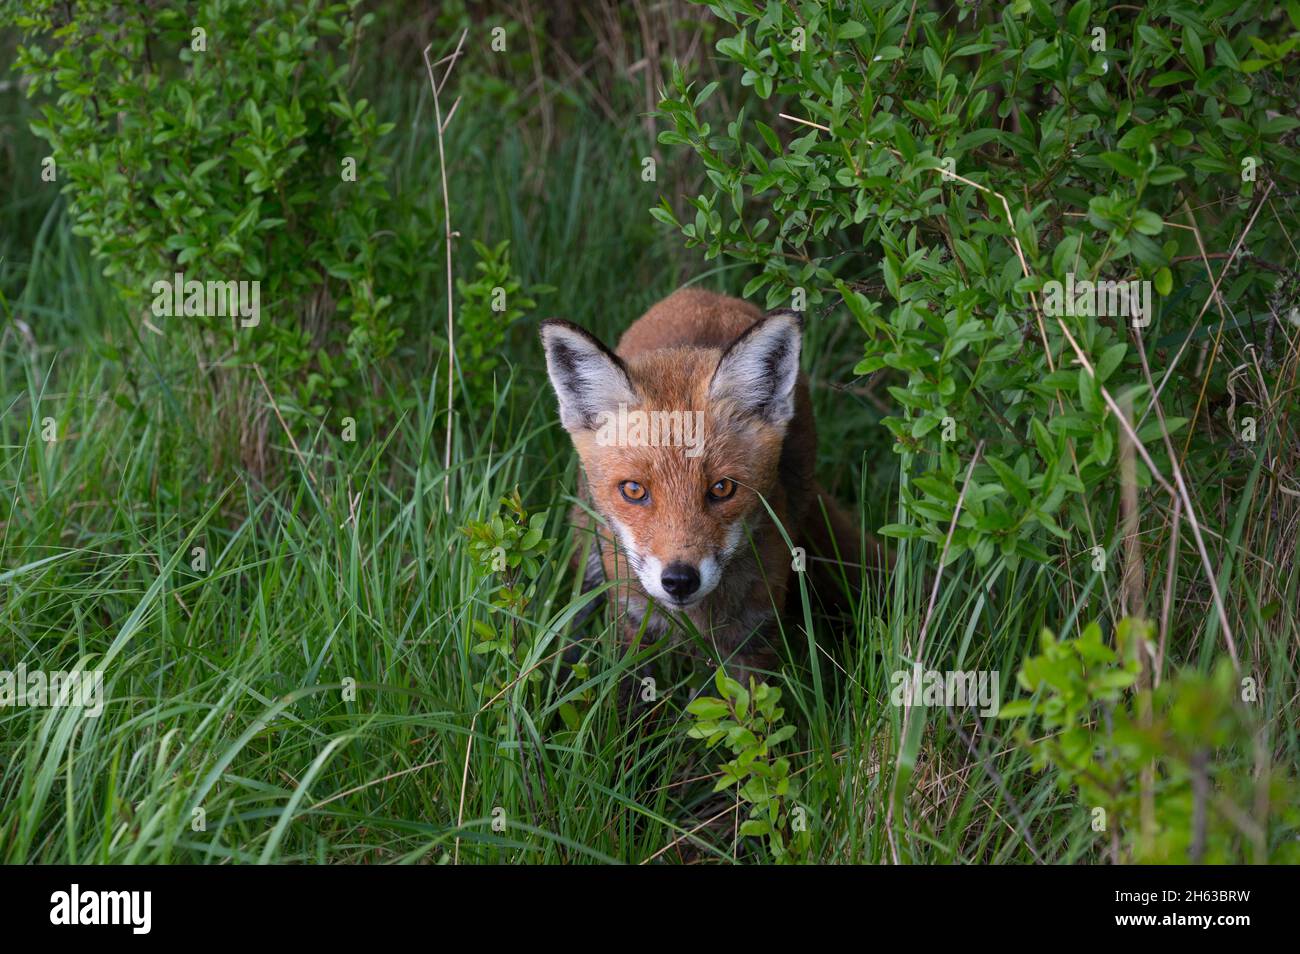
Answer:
top-left (254, 364), bottom-right (319, 491)
top-left (423, 32), bottom-right (468, 514)
top-left (1142, 183), bottom-right (1275, 428)
top-left (641, 802), bottom-right (742, 865)
top-left (941, 706), bottom-right (1044, 863)
top-left (1157, 496), bottom-right (1181, 688)
top-left (308, 759), bottom-right (441, 812)
top-left (1133, 331), bottom-right (1239, 669)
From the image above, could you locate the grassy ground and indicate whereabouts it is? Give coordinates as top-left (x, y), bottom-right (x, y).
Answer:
top-left (2, 53), bottom-right (1296, 864)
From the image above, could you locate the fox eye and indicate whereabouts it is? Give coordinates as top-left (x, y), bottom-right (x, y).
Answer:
top-left (619, 480), bottom-right (649, 503)
top-left (708, 478), bottom-right (737, 501)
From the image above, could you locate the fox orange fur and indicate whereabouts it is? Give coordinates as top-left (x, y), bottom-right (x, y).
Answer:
top-left (540, 288), bottom-right (878, 677)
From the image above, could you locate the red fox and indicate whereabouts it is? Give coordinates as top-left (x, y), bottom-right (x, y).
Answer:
top-left (540, 288), bottom-right (879, 677)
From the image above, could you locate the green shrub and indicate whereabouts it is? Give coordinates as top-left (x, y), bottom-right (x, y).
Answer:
top-left (657, 0), bottom-right (1300, 569)
top-left (460, 489), bottom-right (555, 696)
top-left (686, 671), bottom-right (809, 861)
top-left (1002, 617), bottom-right (1300, 863)
top-left (8, 0), bottom-right (433, 439)
top-left (456, 240), bottom-right (551, 409)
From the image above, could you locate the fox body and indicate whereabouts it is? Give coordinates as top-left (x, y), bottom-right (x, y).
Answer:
top-left (540, 289), bottom-right (865, 675)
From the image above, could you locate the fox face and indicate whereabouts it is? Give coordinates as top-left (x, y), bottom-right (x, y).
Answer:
top-left (540, 310), bottom-right (803, 611)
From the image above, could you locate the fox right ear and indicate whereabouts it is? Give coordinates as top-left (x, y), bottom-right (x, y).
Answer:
top-left (709, 309), bottom-right (803, 426)
top-left (539, 319), bottom-right (638, 431)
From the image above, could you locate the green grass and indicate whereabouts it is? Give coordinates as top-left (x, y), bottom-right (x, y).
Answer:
top-left (2, 68), bottom-right (1297, 864)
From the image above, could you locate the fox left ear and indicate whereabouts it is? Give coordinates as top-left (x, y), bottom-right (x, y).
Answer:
top-left (709, 309), bottom-right (803, 425)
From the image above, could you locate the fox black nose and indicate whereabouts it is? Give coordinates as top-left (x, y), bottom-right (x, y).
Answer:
top-left (661, 562), bottom-right (701, 600)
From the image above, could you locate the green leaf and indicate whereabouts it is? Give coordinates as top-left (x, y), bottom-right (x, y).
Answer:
top-left (686, 697), bottom-right (729, 721)
top-left (1100, 152), bottom-right (1141, 178)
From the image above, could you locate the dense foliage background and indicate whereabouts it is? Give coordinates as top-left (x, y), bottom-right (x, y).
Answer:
top-left (1, 0), bottom-right (1296, 863)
